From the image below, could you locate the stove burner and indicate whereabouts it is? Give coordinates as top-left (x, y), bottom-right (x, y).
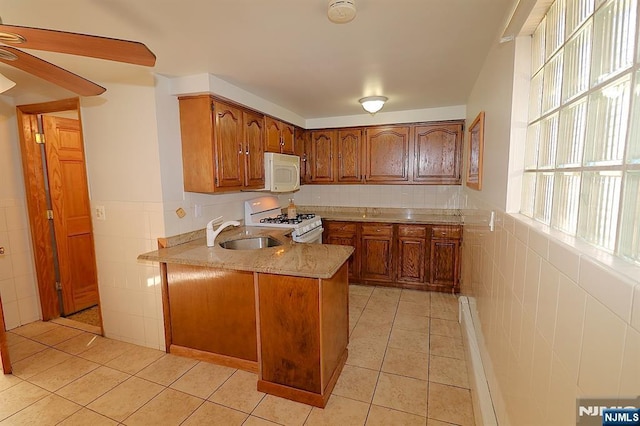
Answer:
top-left (260, 213), bottom-right (316, 225)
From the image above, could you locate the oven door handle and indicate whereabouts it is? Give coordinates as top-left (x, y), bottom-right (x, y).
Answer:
top-left (294, 226), bottom-right (324, 243)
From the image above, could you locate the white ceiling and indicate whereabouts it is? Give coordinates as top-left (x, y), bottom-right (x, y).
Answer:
top-left (0, 0), bottom-right (514, 118)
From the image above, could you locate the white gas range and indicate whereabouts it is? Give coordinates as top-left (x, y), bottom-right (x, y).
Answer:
top-left (244, 196), bottom-right (324, 243)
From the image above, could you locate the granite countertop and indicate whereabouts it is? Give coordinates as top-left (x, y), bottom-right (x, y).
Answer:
top-left (297, 206), bottom-right (463, 225)
top-left (137, 226), bottom-right (354, 279)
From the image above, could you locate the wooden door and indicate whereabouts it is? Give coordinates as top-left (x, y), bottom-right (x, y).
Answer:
top-left (214, 101), bottom-right (244, 189)
top-left (243, 110), bottom-right (265, 188)
top-left (43, 116), bottom-right (99, 315)
top-left (336, 129), bottom-right (362, 182)
top-left (0, 292), bottom-right (11, 373)
top-left (414, 123), bottom-right (463, 184)
top-left (281, 123), bottom-right (295, 154)
top-left (365, 126), bottom-right (410, 182)
top-left (360, 224), bottom-right (394, 282)
top-left (310, 130), bottom-right (335, 183)
top-left (397, 225), bottom-right (428, 284)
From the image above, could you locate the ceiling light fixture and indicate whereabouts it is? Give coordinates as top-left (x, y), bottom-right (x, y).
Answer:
top-left (0, 72), bottom-right (15, 94)
top-left (328, 0), bottom-right (356, 24)
top-left (359, 96), bottom-right (388, 114)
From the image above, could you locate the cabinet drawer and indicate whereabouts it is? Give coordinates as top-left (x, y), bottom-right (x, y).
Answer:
top-left (398, 225), bottom-right (427, 238)
top-left (361, 224), bottom-right (394, 237)
top-left (325, 221), bottom-right (357, 234)
top-left (431, 225), bottom-right (461, 239)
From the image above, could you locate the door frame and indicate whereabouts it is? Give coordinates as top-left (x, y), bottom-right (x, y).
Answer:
top-left (16, 98), bottom-right (102, 323)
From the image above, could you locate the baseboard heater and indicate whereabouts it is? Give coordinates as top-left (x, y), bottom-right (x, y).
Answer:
top-left (459, 296), bottom-right (499, 426)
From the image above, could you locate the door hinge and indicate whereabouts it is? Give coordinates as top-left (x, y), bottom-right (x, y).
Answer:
top-left (35, 132), bottom-right (45, 144)
top-left (55, 281), bottom-right (62, 291)
top-left (46, 209), bottom-right (54, 220)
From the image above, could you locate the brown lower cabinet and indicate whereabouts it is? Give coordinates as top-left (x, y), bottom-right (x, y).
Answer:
top-left (323, 220), bottom-right (461, 293)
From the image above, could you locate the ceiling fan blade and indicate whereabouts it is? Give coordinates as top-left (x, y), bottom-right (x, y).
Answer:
top-left (0, 46), bottom-right (105, 96)
top-left (0, 24), bottom-right (156, 67)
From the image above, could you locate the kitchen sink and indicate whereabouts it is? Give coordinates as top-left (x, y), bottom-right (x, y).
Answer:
top-left (219, 236), bottom-right (282, 250)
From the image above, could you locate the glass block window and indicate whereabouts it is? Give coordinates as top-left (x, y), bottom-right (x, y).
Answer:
top-left (522, 0), bottom-right (640, 264)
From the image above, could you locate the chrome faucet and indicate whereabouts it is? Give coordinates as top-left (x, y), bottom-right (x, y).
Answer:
top-left (206, 216), bottom-right (241, 247)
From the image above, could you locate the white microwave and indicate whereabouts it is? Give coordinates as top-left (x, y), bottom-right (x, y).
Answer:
top-left (264, 152), bottom-right (300, 193)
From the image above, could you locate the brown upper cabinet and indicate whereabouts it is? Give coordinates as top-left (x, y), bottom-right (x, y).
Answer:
top-left (414, 122), bottom-right (463, 184)
top-left (265, 116), bottom-right (295, 154)
top-left (336, 128), bottom-right (363, 183)
top-left (309, 130), bottom-right (336, 183)
top-left (178, 95), bottom-right (265, 193)
top-left (365, 126), bottom-right (410, 182)
top-left (294, 127), bottom-right (311, 183)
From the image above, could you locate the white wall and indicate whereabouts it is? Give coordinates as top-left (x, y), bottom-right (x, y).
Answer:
top-left (461, 34), bottom-right (640, 425)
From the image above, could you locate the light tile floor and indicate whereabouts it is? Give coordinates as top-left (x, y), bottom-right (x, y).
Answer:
top-left (0, 285), bottom-right (475, 425)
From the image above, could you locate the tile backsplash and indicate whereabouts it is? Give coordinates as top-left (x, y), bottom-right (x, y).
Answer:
top-left (291, 184), bottom-right (467, 209)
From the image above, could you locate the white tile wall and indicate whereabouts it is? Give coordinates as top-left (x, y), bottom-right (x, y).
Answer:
top-left (0, 198), bottom-right (40, 329)
top-left (292, 184), bottom-right (467, 209)
top-left (462, 208), bottom-right (640, 424)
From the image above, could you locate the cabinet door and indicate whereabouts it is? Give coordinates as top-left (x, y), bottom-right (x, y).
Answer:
top-left (264, 116), bottom-right (283, 153)
top-left (337, 128), bottom-right (363, 183)
top-left (414, 123), bottom-right (463, 184)
top-left (360, 224), bottom-right (394, 282)
top-left (365, 126), bottom-right (410, 182)
top-left (397, 225), bottom-right (428, 284)
top-left (430, 239), bottom-right (460, 292)
top-left (214, 101), bottom-right (244, 189)
top-left (243, 110), bottom-right (265, 188)
top-left (324, 221), bottom-right (360, 280)
top-left (310, 130), bottom-right (335, 183)
top-left (281, 123), bottom-right (295, 154)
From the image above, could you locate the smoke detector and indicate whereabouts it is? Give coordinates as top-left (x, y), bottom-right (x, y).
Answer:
top-left (328, 0), bottom-right (356, 24)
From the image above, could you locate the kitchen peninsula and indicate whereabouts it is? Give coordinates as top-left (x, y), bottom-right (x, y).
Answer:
top-left (138, 226), bottom-right (353, 408)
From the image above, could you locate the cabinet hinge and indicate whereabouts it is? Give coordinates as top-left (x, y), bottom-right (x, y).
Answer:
top-left (215, 177), bottom-right (218, 186)
top-left (35, 133), bottom-right (45, 144)
top-left (211, 103), bottom-right (215, 111)
top-left (46, 209), bottom-right (54, 220)
top-left (55, 281), bottom-right (62, 291)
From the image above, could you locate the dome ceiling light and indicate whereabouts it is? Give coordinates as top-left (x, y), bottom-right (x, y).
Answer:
top-left (328, 0), bottom-right (356, 24)
top-left (359, 96), bottom-right (388, 114)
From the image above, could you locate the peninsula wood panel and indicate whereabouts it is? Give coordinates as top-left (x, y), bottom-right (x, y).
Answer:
top-left (167, 265), bottom-right (257, 362)
top-left (320, 263), bottom-right (349, 389)
top-left (365, 126), bottom-right (410, 182)
top-left (258, 274), bottom-right (322, 393)
top-left (414, 123), bottom-right (463, 184)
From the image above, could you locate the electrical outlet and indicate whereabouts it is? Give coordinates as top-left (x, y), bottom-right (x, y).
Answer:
top-left (194, 204), bottom-right (202, 218)
top-left (95, 206), bottom-right (106, 220)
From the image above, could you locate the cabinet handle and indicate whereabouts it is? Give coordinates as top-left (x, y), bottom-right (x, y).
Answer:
top-left (238, 144), bottom-right (242, 155)
top-left (246, 147), bottom-right (249, 155)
